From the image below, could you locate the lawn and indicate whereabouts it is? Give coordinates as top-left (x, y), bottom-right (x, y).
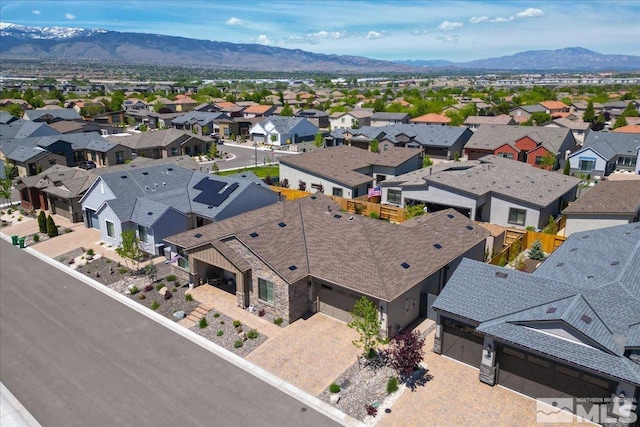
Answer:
top-left (216, 165), bottom-right (278, 179)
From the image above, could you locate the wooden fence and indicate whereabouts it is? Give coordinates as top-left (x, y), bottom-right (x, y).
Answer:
top-left (329, 196), bottom-right (406, 222)
top-left (489, 230), bottom-right (567, 265)
top-left (269, 186), bottom-right (311, 200)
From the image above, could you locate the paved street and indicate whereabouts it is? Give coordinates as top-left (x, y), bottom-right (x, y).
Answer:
top-left (0, 239), bottom-right (341, 427)
top-left (204, 142), bottom-right (291, 171)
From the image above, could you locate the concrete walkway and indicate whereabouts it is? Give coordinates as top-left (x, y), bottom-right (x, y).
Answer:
top-left (1, 383), bottom-right (41, 427)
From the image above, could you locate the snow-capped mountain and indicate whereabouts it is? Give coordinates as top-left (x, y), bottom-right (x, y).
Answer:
top-left (0, 22), bottom-right (107, 40)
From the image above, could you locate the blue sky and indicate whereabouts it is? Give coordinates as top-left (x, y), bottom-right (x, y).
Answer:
top-left (1, 1), bottom-right (639, 62)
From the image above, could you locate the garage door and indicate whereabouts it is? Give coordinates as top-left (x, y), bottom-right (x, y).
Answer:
top-left (441, 317), bottom-right (484, 367)
top-left (86, 209), bottom-right (99, 229)
top-left (318, 284), bottom-right (359, 323)
top-left (252, 134), bottom-right (266, 143)
top-left (497, 345), bottom-right (612, 400)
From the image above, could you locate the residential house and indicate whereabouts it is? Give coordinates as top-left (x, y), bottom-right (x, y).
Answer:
top-left (329, 109), bottom-right (374, 130)
top-left (48, 120), bottom-right (121, 135)
top-left (409, 113), bottom-right (451, 126)
top-left (295, 109), bottom-right (329, 129)
top-left (0, 120), bottom-right (60, 139)
top-left (0, 138), bottom-right (69, 177)
top-left (249, 117), bottom-right (318, 146)
top-left (539, 100), bottom-right (570, 117)
top-left (172, 95), bottom-right (199, 112)
top-left (567, 131), bottom-right (640, 177)
top-left (164, 194), bottom-right (489, 331)
top-left (431, 223), bottom-right (640, 410)
top-left (613, 125), bottom-right (640, 134)
top-left (79, 164), bottom-right (279, 255)
top-left (463, 115), bottom-right (517, 131)
top-left (123, 99), bottom-right (149, 112)
top-left (242, 104), bottom-right (276, 119)
top-left (370, 112), bottom-right (411, 127)
top-left (541, 117), bottom-right (591, 144)
top-left (93, 110), bottom-right (126, 126)
top-left (464, 125), bottom-right (578, 169)
top-left (0, 99), bottom-right (31, 110)
top-left (562, 180), bottom-right (640, 235)
top-left (0, 111), bottom-right (19, 125)
top-left (214, 101), bottom-right (245, 118)
top-left (15, 156), bottom-right (198, 222)
top-left (323, 127), bottom-right (385, 149)
top-left (279, 145), bottom-right (422, 198)
top-left (105, 129), bottom-right (211, 159)
top-left (380, 155), bottom-right (580, 229)
top-left (171, 111), bottom-right (236, 137)
top-left (23, 108), bottom-right (82, 123)
top-left (509, 104), bottom-right (547, 123)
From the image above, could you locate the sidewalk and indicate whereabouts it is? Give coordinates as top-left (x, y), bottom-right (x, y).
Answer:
top-left (0, 383), bottom-right (41, 427)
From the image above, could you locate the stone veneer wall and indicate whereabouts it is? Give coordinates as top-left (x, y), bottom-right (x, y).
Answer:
top-left (289, 277), bottom-right (312, 321)
top-left (224, 238), bottom-right (295, 324)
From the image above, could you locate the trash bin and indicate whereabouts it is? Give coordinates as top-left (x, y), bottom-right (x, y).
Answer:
top-left (11, 235), bottom-right (18, 245)
top-left (18, 237), bottom-right (25, 248)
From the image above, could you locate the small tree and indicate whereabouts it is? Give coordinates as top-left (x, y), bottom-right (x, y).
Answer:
top-left (583, 100), bottom-right (595, 123)
top-left (115, 229), bottom-right (145, 272)
top-left (280, 103), bottom-right (293, 116)
top-left (144, 262), bottom-right (158, 283)
top-left (0, 177), bottom-right (12, 206)
top-left (386, 329), bottom-right (425, 379)
top-left (453, 151), bottom-right (461, 162)
top-left (529, 240), bottom-right (546, 261)
top-left (347, 296), bottom-right (382, 359)
top-left (508, 239), bottom-right (521, 263)
top-left (38, 210), bottom-right (47, 233)
top-left (208, 142), bottom-right (217, 159)
top-left (370, 138), bottom-right (379, 153)
top-left (422, 155), bottom-right (433, 168)
top-left (540, 152), bottom-right (556, 170)
top-left (591, 113), bottom-right (606, 131)
top-left (563, 161), bottom-right (571, 175)
top-left (202, 125), bottom-right (210, 136)
top-left (46, 214), bottom-right (58, 237)
top-left (313, 132), bottom-right (324, 149)
top-left (405, 204), bottom-right (425, 219)
top-left (542, 215), bottom-right (558, 235)
top-left (613, 115), bottom-right (628, 129)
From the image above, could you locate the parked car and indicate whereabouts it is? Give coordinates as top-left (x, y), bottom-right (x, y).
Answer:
top-left (78, 160), bottom-right (97, 170)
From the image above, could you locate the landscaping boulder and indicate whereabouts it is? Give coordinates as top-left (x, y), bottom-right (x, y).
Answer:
top-left (159, 287), bottom-right (168, 296)
top-left (173, 311), bottom-right (186, 320)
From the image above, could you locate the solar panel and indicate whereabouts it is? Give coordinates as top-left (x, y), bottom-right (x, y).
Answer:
top-left (193, 177), bottom-right (239, 207)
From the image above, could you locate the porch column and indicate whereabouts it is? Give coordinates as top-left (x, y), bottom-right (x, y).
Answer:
top-left (433, 313), bottom-right (443, 354)
top-left (479, 336), bottom-right (497, 386)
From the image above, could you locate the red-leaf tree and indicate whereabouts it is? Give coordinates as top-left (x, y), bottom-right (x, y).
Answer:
top-left (386, 329), bottom-right (425, 378)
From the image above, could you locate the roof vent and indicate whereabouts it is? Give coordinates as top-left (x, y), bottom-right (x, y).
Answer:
top-left (278, 222), bottom-right (287, 228)
top-left (401, 262), bottom-right (410, 269)
top-left (495, 271), bottom-right (508, 279)
top-left (556, 262), bottom-right (564, 267)
top-left (147, 211), bottom-right (153, 216)
top-left (582, 235), bottom-right (589, 239)
top-left (610, 261), bottom-right (620, 266)
top-left (466, 225), bottom-right (474, 230)
top-left (581, 314), bottom-right (592, 324)
top-left (433, 243), bottom-right (442, 249)
top-left (348, 215), bottom-right (354, 221)
top-left (334, 214), bottom-right (342, 219)
top-left (288, 265), bottom-right (298, 271)
top-left (310, 195), bottom-right (317, 200)
top-left (546, 307), bottom-right (557, 314)
top-left (121, 175), bottom-right (127, 179)
top-left (250, 232), bottom-right (259, 238)
top-left (207, 205), bottom-right (213, 209)
top-left (167, 167), bottom-right (173, 171)
top-left (570, 248), bottom-right (577, 252)
top-left (194, 233), bottom-right (203, 238)
top-left (447, 213), bottom-right (454, 219)
top-left (587, 275), bottom-right (594, 279)
top-left (142, 172), bottom-right (149, 175)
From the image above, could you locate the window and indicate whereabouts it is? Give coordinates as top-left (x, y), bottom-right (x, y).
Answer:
top-left (258, 278), bottom-right (274, 304)
top-left (498, 152), bottom-right (514, 160)
top-left (115, 151), bottom-right (125, 164)
top-left (617, 156), bottom-right (637, 167)
top-left (177, 247), bottom-right (189, 269)
top-left (138, 225), bottom-right (148, 243)
top-left (332, 188), bottom-right (343, 197)
top-left (535, 156), bottom-right (544, 165)
top-left (376, 174), bottom-right (386, 183)
top-left (578, 157), bottom-right (596, 171)
top-left (508, 208), bottom-right (526, 226)
top-left (387, 189), bottom-right (402, 204)
top-left (171, 147), bottom-right (178, 156)
top-left (106, 221), bottom-right (115, 238)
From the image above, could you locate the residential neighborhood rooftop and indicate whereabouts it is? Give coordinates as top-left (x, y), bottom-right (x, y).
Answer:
top-left (463, 125), bottom-right (573, 153)
top-left (562, 180), bottom-right (640, 214)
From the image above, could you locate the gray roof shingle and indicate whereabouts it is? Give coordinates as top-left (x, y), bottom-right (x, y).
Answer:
top-left (464, 125), bottom-right (573, 153)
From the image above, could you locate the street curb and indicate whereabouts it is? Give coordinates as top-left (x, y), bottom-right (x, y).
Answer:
top-left (0, 233), bottom-right (363, 427)
top-left (0, 382), bottom-right (42, 427)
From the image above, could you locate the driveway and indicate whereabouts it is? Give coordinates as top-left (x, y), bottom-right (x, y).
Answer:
top-left (378, 330), bottom-right (588, 427)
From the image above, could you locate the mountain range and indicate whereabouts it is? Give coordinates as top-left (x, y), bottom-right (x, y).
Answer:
top-left (2, 22), bottom-right (639, 72)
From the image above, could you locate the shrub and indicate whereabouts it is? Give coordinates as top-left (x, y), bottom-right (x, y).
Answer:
top-left (213, 312), bottom-right (220, 318)
top-left (106, 259), bottom-right (112, 263)
top-left (7, 208), bottom-right (13, 215)
top-left (387, 377), bottom-right (399, 394)
top-left (365, 404), bottom-right (378, 417)
top-left (216, 330), bottom-right (224, 336)
top-left (274, 317), bottom-right (283, 326)
top-left (515, 254), bottom-right (527, 271)
top-left (369, 212), bottom-right (380, 219)
top-left (528, 240), bottom-right (546, 261)
top-left (138, 293), bottom-right (146, 300)
top-left (508, 240), bottom-right (521, 263)
top-left (38, 211), bottom-right (47, 233)
top-left (164, 290), bottom-right (172, 300)
top-left (17, 217), bottom-right (22, 222)
top-left (46, 215), bottom-right (58, 238)
top-left (198, 317), bottom-right (208, 328)
top-left (86, 248), bottom-right (94, 256)
top-left (220, 321), bottom-right (225, 325)
top-left (156, 283), bottom-right (166, 291)
top-left (118, 267), bottom-right (128, 274)
top-left (234, 340), bottom-right (243, 348)
top-left (32, 234), bottom-right (40, 242)
top-left (498, 256), bottom-right (507, 267)
top-left (150, 300), bottom-right (160, 310)
top-left (129, 285), bottom-right (139, 295)
top-left (166, 274), bottom-right (176, 282)
top-left (525, 225), bottom-right (536, 231)
top-left (258, 309), bottom-right (265, 317)
top-left (329, 383), bottom-right (341, 393)
top-left (172, 287), bottom-right (177, 292)
top-left (144, 284), bottom-right (154, 292)
top-left (185, 293), bottom-right (193, 302)
top-left (232, 320), bottom-right (242, 328)
top-left (65, 228), bottom-right (72, 233)
top-left (247, 329), bottom-right (259, 339)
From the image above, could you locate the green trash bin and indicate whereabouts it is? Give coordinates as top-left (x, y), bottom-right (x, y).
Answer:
top-left (18, 237), bottom-right (25, 249)
top-left (11, 235), bottom-right (18, 245)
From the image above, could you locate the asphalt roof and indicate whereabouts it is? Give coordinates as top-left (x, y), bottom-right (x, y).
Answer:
top-left (0, 120), bottom-right (61, 139)
top-left (165, 194), bottom-right (488, 302)
top-left (105, 128), bottom-right (206, 150)
top-left (562, 180), bottom-right (640, 215)
top-left (23, 108), bottom-right (81, 121)
top-left (580, 131), bottom-right (640, 159)
top-left (279, 145), bottom-right (422, 187)
top-left (343, 124), bottom-right (472, 149)
top-left (383, 155), bottom-right (580, 208)
top-left (170, 111), bottom-right (231, 126)
top-left (464, 124), bottom-right (573, 153)
top-left (432, 222), bottom-right (640, 385)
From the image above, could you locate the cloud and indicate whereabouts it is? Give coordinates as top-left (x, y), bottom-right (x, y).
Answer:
top-left (256, 34), bottom-right (271, 45)
top-left (65, 13), bottom-right (76, 20)
top-left (226, 17), bottom-right (243, 25)
top-left (365, 31), bottom-right (382, 40)
top-left (32, 10), bottom-right (41, 15)
top-left (411, 29), bottom-right (429, 36)
top-left (309, 30), bottom-right (347, 40)
top-left (516, 8), bottom-right (544, 18)
top-left (469, 16), bottom-right (488, 24)
top-left (436, 35), bottom-right (460, 44)
top-left (491, 16), bottom-right (514, 23)
top-left (437, 21), bottom-right (463, 31)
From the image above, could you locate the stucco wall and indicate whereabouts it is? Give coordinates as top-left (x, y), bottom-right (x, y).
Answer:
top-left (564, 215), bottom-right (634, 236)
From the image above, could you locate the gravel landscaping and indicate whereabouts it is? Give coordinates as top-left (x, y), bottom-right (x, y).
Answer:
top-left (190, 310), bottom-right (268, 358)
